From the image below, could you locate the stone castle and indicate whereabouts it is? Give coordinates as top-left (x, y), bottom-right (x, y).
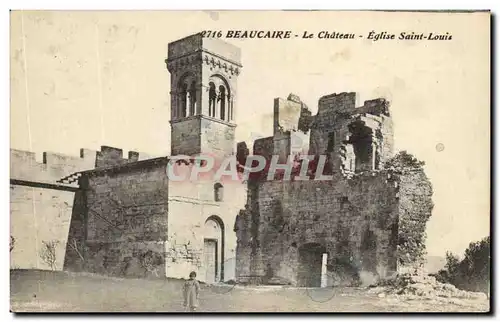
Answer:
top-left (10, 33), bottom-right (433, 286)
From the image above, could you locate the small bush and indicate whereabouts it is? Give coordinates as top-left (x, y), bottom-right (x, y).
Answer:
top-left (10, 236), bottom-right (15, 252)
top-left (435, 236), bottom-right (490, 294)
top-left (39, 240), bottom-right (59, 270)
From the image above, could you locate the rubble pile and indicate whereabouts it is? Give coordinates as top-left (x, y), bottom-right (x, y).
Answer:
top-left (369, 274), bottom-right (487, 301)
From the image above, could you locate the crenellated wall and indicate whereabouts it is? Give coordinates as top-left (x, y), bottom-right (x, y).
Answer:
top-left (10, 148), bottom-right (96, 270)
top-left (10, 146), bottom-right (157, 272)
top-left (96, 146), bottom-right (158, 169)
top-left (10, 148), bottom-right (97, 184)
top-left (244, 92), bottom-right (393, 175)
top-left (10, 146), bottom-right (157, 184)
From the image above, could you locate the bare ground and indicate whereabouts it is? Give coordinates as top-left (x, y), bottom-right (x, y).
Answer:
top-left (10, 270), bottom-right (490, 313)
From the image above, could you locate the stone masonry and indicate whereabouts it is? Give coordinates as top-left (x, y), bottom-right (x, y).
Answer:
top-left (10, 34), bottom-right (247, 283)
top-left (10, 33), bottom-right (432, 286)
top-left (10, 146), bottom-right (159, 272)
top-left (234, 93), bottom-right (433, 287)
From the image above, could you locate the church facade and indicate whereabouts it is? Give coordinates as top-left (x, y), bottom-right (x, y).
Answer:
top-left (10, 34), bottom-right (247, 283)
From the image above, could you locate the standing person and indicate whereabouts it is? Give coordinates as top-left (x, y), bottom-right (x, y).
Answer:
top-left (183, 271), bottom-right (200, 312)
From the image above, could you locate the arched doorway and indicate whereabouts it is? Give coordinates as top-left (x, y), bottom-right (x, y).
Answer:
top-left (204, 215), bottom-right (225, 283)
top-left (297, 243), bottom-right (327, 287)
top-left (361, 228), bottom-right (377, 273)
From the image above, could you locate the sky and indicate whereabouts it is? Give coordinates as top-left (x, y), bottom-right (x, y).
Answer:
top-left (10, 11), bottom-right (490, 257)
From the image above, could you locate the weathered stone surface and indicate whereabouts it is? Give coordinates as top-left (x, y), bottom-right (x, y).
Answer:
top-left (237, 173), bottom-right (403, 286)
top-left (74, 161), bottom-right (169, 277)
top-left (165, 178), bottom-right (246, 281)
top-left (236, 91), bottom-right (433, 287)
top-left (10, 147), bottom-right (99, 271)
top-left (10, 184), bottom-right (74, 270)
top-left (10, 148), bottom-right (95, 184)
top-left (10, 35), bottom-right (433, 291)
top-left (168, 34), bottom-right (241, 158)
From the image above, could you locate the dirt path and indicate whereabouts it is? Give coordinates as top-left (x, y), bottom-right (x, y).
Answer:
top-left (10, 270), bottom-right (490, 313)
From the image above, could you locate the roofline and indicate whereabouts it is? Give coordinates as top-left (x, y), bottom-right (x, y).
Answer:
top-left (11, 179), bottom-right (79, 192)
top-left (166, 48), bottom-right (243, 68)
top-left (81, 156), bottom-right (170, 177)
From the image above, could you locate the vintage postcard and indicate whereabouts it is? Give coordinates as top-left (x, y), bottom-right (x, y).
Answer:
top-left (9, 10), bottom-right (491, 312)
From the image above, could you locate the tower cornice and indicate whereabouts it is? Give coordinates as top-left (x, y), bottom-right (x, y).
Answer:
top-left (169, 114), bottom-right (237, 128)
top-left (166, 49), bottom-right (242, 74)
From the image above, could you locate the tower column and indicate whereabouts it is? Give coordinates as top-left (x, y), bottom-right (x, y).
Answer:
top-left (227, 94), bottom-right (231, 121)
top-left (195, 87), bottom-right (202, 115)
top-left (231, 95), bottom-right (235, 122)
top-left (180, 91), bottom-right (187, 118)
top-left (186, 91), bottom-right (192, 116)
top-left (189, 86), bottom-right (196, 116)
top-left (208, 83), bottom-right (217, 118)
top-left (215, 88), bottom-right (220, 119)
top-left (171, 91), bottom-right (177, 120)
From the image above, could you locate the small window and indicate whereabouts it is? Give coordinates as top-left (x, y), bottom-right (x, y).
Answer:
top-left (214, 183), bottom-right (224, 202)
top-left (209, 82), bottom-right (216, 117)
top-left (179, 82), bottom-right (188, 118)
top-left (219, 85), bottom-right (226, 121)
top-left (326, 132), bottom-right (335, 153)
top-left (339, 196), bottom-right (349, 210)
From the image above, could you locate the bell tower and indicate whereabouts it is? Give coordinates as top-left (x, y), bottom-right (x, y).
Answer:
top-left (166, 33), bottom-right (242, 158)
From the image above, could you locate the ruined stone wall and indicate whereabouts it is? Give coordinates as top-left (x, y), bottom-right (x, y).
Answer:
top-left (274, 96), bottom-right (302, 134)
top-left (273, 94), bottom-right (311, 163)
top-left (309, 93), bottom-right (393, 174)
top-left (83, 162), bottom-right (169, 277)
top-left (237, 173), bottom-right (401, 286)
top-left (308, 92), bottom-right (358, 158)
top-left (396, 169), bottom-right (434, 272)
top-left (253, 137), bottom-right (274, 161)
top-left (233, 90), bottom-right (434, 286)
top-left (235, 182), bottom-right (261, 283)
top-left (273, 132), bottom-right (291, 164)
top-left (273, 131), bottom-right (311, 164)
top-left (237, 168), bottom-right (433, 286)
